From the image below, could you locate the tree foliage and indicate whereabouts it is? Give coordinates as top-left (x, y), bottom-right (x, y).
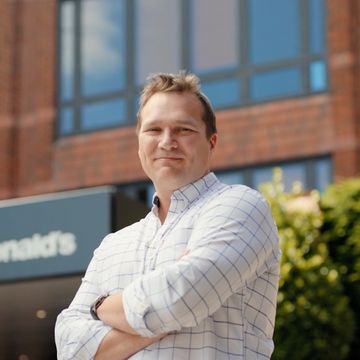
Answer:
top-left (321, 178), bottom-right (360, 358)
top-left (260, 169), bottom-right (354, 360)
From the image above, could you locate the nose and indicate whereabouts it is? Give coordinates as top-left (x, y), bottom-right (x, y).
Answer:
top-left (159, 129), bottom-right (177, 150)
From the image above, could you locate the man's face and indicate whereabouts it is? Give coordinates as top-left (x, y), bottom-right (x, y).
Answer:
top-left (138, 92), bottom-right (217, 195)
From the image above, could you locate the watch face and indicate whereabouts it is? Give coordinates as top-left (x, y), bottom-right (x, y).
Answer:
top-left (90, 295), bottom-right (108, 320)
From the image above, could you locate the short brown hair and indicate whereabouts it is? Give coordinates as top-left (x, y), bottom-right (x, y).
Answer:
top-left (136, 71), bottom-right (217, 138)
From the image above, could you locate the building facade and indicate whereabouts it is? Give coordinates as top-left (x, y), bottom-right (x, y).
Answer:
top-left (0, 0), bottom-right (360, 359)
top-left (1, 0), bottom-right (359, 204)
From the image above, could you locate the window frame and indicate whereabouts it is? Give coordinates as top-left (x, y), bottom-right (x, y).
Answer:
top-left (56, 0), bottom-right (328, 137)
top-left (217, 156), bottom-right (332, 193)
top-left (56, 0), bottom-right (136, 137)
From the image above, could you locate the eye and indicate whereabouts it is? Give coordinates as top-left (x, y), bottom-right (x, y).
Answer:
top-left (144, 127), bottom-right (161, 133)
top-left (179, 127), bottom-right (193, 133)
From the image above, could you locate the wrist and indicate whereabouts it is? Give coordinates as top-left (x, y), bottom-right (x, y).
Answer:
top-left (90, 295), bottom-right (109, 320)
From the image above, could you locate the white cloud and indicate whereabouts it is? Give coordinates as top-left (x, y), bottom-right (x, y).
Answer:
top-left (82, 1), bottom-right (123, 75)
top-left (62, 0), bottom-right (124, 76)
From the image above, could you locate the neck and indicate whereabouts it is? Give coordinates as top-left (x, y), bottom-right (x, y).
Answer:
top-left (155, 190), bottom-right (172, 224)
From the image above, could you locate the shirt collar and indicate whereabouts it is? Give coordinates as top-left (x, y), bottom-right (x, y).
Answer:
top-left (152, 172), bottom-right (219, 215)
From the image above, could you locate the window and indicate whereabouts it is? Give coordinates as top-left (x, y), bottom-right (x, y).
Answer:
top-left (81, 0), bottom-right (126, 96)
top-left (250, 68), bottom-right (301, 101)
top-left (190, 0), bottom-right (238, 74)
top-left (118, 182), bottom-right (155, 209)
top-left (253, 162), bottom-right (307, 191)
top-left (58, 0), bottom-right (128, 136)
top-left (216, 157), bottom-right (332, 193)
top-left (191, 0), bottom-right (327, 106)
top-left (58, 0), bottom-right (327, 136)
top-left (119, 157), bottom-right (332, 209)
top-left (135, 0), bottom-right (181, 85)
top-left (249, 0), bottom-right (300, 65)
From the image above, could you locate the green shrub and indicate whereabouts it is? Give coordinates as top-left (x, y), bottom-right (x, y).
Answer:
top-left (260, 169), bottom-right (354, 360)
top-left (321, 178), bottom-right (360, 359)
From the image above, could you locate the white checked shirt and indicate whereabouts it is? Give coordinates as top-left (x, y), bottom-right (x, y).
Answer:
top-left (55, 173), bottom-right (280, 359)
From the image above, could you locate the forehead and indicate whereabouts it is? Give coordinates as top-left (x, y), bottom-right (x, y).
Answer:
top-left (141, 92), bottom-right (204, 123)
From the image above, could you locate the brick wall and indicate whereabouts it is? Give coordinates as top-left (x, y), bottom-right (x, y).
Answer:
top-left (0, 0), bottom-right (17, 199)
top-left (0, 0), bottom-right (359, 200)
top-left (213, 95), bottom-right (333, 170)
top-left (328, 0), bottom-right (360, 180)
top-left (0, 0), bottom-right (56, 199)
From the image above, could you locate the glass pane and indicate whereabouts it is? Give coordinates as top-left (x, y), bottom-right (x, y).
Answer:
top-left (310, 61), bottom-right (327, 91)
top-left (60, 1), bottom-right (75, 101)
top-left (201, 78), bottom-right (240, 108)
top-left (250, 67), bottom-right (301, 101)
top-left (315, 158), bottom-right (332, 192)
top-left (59, 107), bottom-right (74, 135)
top-left (119, 184), bottom-right (149, 206)
top-left (81, 0), bottom-right (126, 96)
top-left (135, 0), bottom-right (181, 85)
top-left (249, 0), bottom-right (300, 64)
top-left (134, 94), bottom-right (140, 119)
top-left (253, 163), bottom-right (306, 192)
top-left (216, 171), bottom-right (244, 185)
top-left (309, 0), bottom-right (325, 54)
top-left (146, 183), bottom-right (156, 208)
top-left (81, 98), bottom-right (126, 130)
top-left (191, 0), bottom-right (238, 73)
top-left (281, 163), bottom-right (306, 191)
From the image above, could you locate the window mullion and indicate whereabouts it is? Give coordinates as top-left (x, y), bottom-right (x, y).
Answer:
top-left (181, 0), bottom-right (190, 71)
top-left (73, 0), bottom-right (82, 134)
top-left (126, 0), bottom-right (135, 124)
top-left (239, 0), bottom-right (249, 103)
top-left (300, 0), bottom-right (311, 93)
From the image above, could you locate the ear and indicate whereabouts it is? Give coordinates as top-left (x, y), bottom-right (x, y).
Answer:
top-left (209, 133), bottom-right (217, 150)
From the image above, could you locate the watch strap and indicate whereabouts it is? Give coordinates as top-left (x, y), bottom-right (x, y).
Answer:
top-left (90, 295), bottom-right (108, 320)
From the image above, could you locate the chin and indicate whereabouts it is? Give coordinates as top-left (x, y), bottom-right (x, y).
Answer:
top-left (156, 173), bottom-right (188, 191)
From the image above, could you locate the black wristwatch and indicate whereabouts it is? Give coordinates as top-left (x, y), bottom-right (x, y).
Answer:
top-left (90, 295), bottom-right (108, 320)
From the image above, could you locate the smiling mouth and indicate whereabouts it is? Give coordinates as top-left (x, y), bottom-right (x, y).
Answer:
top-left (155, 157), bottom-right (183, 161)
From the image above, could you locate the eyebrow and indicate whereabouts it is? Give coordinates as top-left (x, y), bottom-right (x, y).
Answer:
top-left (142, 118), bottom-right (199, 128)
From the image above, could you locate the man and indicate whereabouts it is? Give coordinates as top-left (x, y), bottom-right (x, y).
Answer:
top-left (55, 72), bottom-right (280, 359)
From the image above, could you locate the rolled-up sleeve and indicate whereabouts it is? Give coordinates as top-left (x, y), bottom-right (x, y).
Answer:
top-left (122, 187), bottom-right (279, 337)
top-left (55, 236), bottom-right (113, 360)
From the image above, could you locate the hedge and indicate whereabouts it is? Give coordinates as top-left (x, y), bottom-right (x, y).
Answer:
top-left (321, 178), bottom-right (360, 359)
top-left (260, 169), bottom-right (355, 360)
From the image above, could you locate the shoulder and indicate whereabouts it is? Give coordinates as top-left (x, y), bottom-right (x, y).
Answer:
top-left (199, 184), bottom-right (271, 222)
top-left (207, 183), bottom-right (269, 213)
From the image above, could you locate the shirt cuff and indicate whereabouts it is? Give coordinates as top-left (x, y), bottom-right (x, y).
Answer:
top-left (122, 281), bottom-right (155, 337)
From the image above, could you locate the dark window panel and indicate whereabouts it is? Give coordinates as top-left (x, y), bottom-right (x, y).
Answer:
top-left (146, 183), bottom-right (156, 208)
